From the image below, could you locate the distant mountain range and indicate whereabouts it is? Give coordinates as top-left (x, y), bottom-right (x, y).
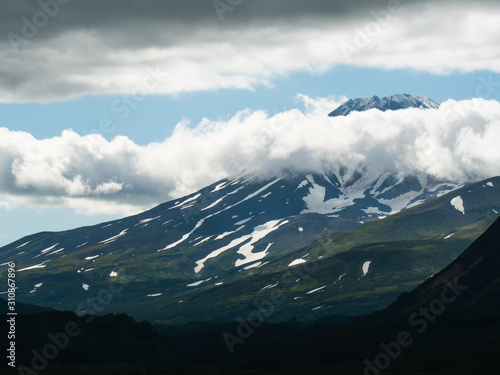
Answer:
top-left (328, 93), bottom-right (440, 117)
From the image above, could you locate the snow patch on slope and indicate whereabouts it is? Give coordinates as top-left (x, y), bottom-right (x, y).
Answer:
top-left (15, 241), bottom-right (30, 249)
top-left (137, 216), bottom-right (161, 225)
top-left (235, 222), bottom-right (288, 267)
top-left (211, 182), bottom-right (227, 193)
top-left (40, 244), bottom-right (59, 254)
top-left (18, 261), bottom-right (50, 272)
top-left (187, 278), bottom-right (212, 287)
top-left (158, 219), bottom-right (205, 252)
top-left (451, 196), bottom-right (465, 214)
top-left (147, 293), bottom-right (162, 297)
top-left (307, 286), bottom-right (327, 294)
top-left (288, 258), bottom-right (307, 267)
top-left (100, 229), bottom-right (128, 244)
top-left (194, 219), bottom-right (288, 273)
top-left (215, 225), bottom-right (245, 240)
top-left (244, 261), bottom-right (262, 270)
top-left (201, 196), bottom-right (226, 211)
top-left (169, 193), bottom-right (201, 210)
top-left (235, 217), bottom-right (253, 226)
top-left (361, 261), bottom-right (371, 277)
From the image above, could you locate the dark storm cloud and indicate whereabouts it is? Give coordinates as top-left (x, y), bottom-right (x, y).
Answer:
top-left (1, 0), bottom-right (452, 46)
top-left (0, 0), bottom-right (499, 102)
top-left (0, 0), bottom-right (406, 30)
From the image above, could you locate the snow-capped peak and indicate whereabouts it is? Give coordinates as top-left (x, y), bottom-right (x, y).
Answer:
top-left (328, 94), bottom-right (440, 117)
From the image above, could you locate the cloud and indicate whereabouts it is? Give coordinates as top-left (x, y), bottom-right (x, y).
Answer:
top-left (0, 0), bottom-right (499, 102)
top-left (1, 96), bottom-right (499, 215)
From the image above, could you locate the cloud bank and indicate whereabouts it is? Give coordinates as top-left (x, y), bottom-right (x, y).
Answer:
top-left (1, 0), bottom-right (499, 102)
top-left (1, 96), bottom-right (499, 215)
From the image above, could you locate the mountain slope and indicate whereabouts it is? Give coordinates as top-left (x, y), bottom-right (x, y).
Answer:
top-left (8, 217), bottom-right (500, 375)
top-left (1, 175), bottom-right (498, 324)
top-left (134, 177), bottom-right (499, 323)
top-left (0, 170), bottom-right (459, 279)
top-left (151, 217), bottom-right (500, 373)
top-left (385, 214), bottom-right (500, 316)
top-left (328, 93), bottom-right (440, 117)
top-left (166, 217), bottom-right (500, 374)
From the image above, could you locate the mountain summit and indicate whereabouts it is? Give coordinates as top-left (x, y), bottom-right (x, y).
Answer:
top-left (328, 93), bottom-right (440, 117)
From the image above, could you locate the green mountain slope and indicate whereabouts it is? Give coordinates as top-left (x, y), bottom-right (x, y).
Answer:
top-left (1, 177), bottom-right (499, 324)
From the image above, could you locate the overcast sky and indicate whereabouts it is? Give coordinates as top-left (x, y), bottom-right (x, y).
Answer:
top-left (2, 0), bottom-right (500, 102)
top-left (1, 0), bottom-right (500, 245)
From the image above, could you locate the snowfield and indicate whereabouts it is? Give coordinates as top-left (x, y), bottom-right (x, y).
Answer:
top-left (451, 196), bottom-right (465, 214)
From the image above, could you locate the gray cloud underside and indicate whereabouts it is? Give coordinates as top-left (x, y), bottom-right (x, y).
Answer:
top-left (0, 0), bottom-right (439, 32)
top-left (1, 96), bottom-right (499, 215)
top-left (1, 0), bottom-right (500, 102)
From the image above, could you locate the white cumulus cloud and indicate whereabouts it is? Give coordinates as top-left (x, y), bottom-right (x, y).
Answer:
top-left (1, 96), bottom-right (500, 216)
